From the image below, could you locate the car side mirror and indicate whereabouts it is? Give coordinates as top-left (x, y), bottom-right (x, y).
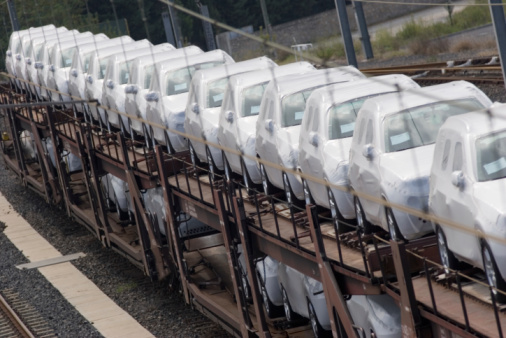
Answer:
top-left (264, 119), bottom-right (274, 133)
top-left (26, 58), bottom-right (32, 65)
top-left (309, 131), bottom-right (319, 147)
top-left (87, 75), bottom-right (93, 84)
top-left (16, 54), bottom-right (21, 61)
top-left (125, 84), bottom-right (138, 94)
top-left (49, 64), bottom-right (56, 72)
top-left (34, 62), bottom-right (43, 70)
top-left (71, 69), bottom-right (78, 77)
top-left (145, 91), bottom-right (159, 102)
top-left (191, 102), bottom-right (199, 114)
top-left (106, 79), bottom-right (114, 89)
top-left (451, 170), bottom-right (465, 189)
top-left (362, 143), bottom-right (374, 160)
top-left (6, 51), bottom-right (12, 57)
top-left (225, 111), bottom-right (234, 123)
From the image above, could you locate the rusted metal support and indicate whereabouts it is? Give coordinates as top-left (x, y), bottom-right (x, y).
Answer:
top-left (82, 128), bottom-right (112, 246)
top-left (214, 190), bottom-right (252, 337)
top-left (390, 240), bottom-right (423, 337)
top-left (154, 146), bottom-right (190, 302)
top-left (233, 196), bottom-right (272, 338)
top-left (3, 95), bottom-right (28, 180)
top-left (45, 106), bottom-right (72, 216)
top-left (28, 106), bottom-right (60, 204)
top-left (306, 204), bottom-right (357, 338)
top-left (118, 134), bottom-right (168, 280)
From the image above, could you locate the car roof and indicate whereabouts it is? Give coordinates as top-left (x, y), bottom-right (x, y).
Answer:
top-left (90, 40), bottom-right (152, 60)
top-left (266, 66), bottom-right (365, 97)
top-left (75, 36), bottom-right (134, 53)
top-left (227, 61), bottom-right (315, 90)
top-left (131, 46), bottom-right (202, 66)
top-left (191, 56), bottom-right (275, 83)
top-left (156, 49), bottom-right (234, 72)
top-left (441, 103), bottom-right (506, 137)
top-left (307, 74), bottom-right (420, 112)
top-left (107, 43), bottom-right (174, 62)
top-left (360, 81), bottom-right (492, 118)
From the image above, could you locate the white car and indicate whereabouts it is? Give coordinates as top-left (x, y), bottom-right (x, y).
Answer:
top-left (278, 263), bottom-right (402, 338)
top-left (347, 294), bottom-right (401, 338)
top-left (35, 32), bottom-right (105, 100)
top-left (49, 35), bottom-right (134, 108)
top-left (217, 62), bottom-right (316, 188)
top-left (277, 262), bottom-right (331, 336)
top-left (46, 34), bottom-right (111, 103)
top-left (86, 43), bottom-right (173, 126)
top-left (185, 56), bottom-right (277, 170)
top-left (100, 174), bottom-right (133, 221)
top-left (44, 138), bottom-right (82, 173)
top-left (70, 39), bottom-right (151, 117)
top-left (255, 67), bottom-right (365, 203)
top-left (112, 46), bottom-right (203, 135)
top-left (256, 256), bottom-right (284, 318)
top-left (13, 26), bottom-right (69, 91)
top-left (6, 24), bottom-right (59, 86)
top-left (24, 30), bottom-right (81, 98)
top-left (429, 104), bottom-right (506, 302)
top-left (298, 75), bottom-right (420, 225)
top-left (144, 50), bottom-right (234, 152)
top-left (348, 81), bottom-right (492, 240)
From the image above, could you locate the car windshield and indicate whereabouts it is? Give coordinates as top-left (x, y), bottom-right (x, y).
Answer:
top-left (165, 61), bottom-right (223, 96)
top-left (60, 46), bottom-right (76, 68)
top-left (206, 77), bottom-right (229, 108)
top-left (98, 57), bottom-right (110, 79)
top-left (328, 93), bottom-right (393, 140)
top-left (476, 130), bottom-right (506, 182)
top-left (83, 52), bottom-right (94, 73)
top-left (240, 82), bottom-right (268, 117)
top-left (118, 61), bottom-right (132, 84)
top-left (282, 87), bottom-right (323, 127)
top-left (384, 98), bottom-right (484, 153)
top-left (143, 65), bottom-right (154, 89)
top-left (35, 45), bottom-right (44, 61)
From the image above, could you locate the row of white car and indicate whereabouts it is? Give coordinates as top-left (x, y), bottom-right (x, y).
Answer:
top-left (7, 25), bottom-right (506, 333)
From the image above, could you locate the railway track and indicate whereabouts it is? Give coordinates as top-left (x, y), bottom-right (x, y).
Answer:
top-left (0, 290), bottom-right (34, 338)
top-left (362, 56), bottom-right (504, 84)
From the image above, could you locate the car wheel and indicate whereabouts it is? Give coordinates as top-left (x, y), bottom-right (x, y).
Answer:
top-left (260, 284), bottom-right (283, 318)
top-left (281, 286), bottom-right (297, 322)
top-left (436, 226), bottom-right (457, 274)
top-left (303, 179), bottom-right (313, 206)
top-left (328, 187), bottom-right (349, 234)
top-left (241, 159), bottom-right (255, 196)
top-left (308, 299), bottom-right (329, 338)
top-left (354, 196), bottom-right (371, 235)
top-left (386, 207), bottom-right (404, 241)
top-left (482, 244), bottom-right (506, 303)
top-left (114, 192), bottom-right (128, 221)
top-left (223, 153), bottom-right (232, 182)
top-left (206, 146), bottom-right (216, 181)
top-left (283, 173), bottom-right (293, 205)
top-left (260, 162), bottom-right (271, 196)
top-left (241, 274), bottom-right (251, 301)
top-left (189, 141), bottom-right (201, 169)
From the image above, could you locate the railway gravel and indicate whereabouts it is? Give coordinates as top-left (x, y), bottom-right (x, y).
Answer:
top-left (0, 123), bottom-right (230, 337)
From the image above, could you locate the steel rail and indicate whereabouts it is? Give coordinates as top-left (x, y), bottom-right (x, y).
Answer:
top-left (0, 292), bottom-right (35, 338)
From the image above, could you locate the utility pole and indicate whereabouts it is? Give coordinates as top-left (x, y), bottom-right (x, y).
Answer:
top-left (259, 0), bottom-right (277, 59)
top-left (489, 0), bottom-right (506, 90)
top-left (7, 0), bottom-right (20, 31)
top-left (334, 0), bottom-right (357, 67)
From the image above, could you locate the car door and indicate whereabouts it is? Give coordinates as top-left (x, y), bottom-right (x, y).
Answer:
top-left (444, 141), bottom-right (478, 261)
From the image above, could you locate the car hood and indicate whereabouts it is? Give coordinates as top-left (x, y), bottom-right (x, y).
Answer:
top-left (474, 178), bottom-right (506, 217)
top-left (380, 144), bottom-right (435, 184)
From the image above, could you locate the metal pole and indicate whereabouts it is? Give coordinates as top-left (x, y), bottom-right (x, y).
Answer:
top-left (259, 0), bottom-right (277, 59)
top-left (489, 0), bottom-right (506, 90)
top-left (353, 0), bottom-right (373, 59)
top-left (334, 0), bottom-right (358, 67)
top-left (7, 0), bottom-right (20, 31)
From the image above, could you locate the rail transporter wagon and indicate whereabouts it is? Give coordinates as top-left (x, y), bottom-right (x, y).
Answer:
top-left (2, 37), bottom-right (506, 338)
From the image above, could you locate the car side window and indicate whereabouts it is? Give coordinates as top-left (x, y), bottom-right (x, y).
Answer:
top-left (441, 139), bottom-right (451, 171)
top-left (356, 119), bottom-right (365, 145)
top-left (453, 142), bottom-right (463, 171)
top-left (365, 119), bottom-right (373, 144)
